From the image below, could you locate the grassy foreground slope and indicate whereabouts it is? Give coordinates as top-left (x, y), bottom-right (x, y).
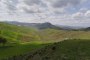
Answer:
top-left (0, 43), bottom-right (47, 59)
top-left (17, 39), bottom-right (90, 60)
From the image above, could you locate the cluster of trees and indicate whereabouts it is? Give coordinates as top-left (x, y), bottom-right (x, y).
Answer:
top-left (0, 36), bottom-right (7, 46)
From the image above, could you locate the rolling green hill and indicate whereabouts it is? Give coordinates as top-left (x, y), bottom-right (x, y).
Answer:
top-left (0, 22), bottom-right (41, 43)
top-left (0, 22), bottom-right (45, 59)
top-left (40, 29), bottom-right (90, 42)
top-left (1, 22), bottom-right (90, 43)
top-left (1, 22), bottom-right (90, 60)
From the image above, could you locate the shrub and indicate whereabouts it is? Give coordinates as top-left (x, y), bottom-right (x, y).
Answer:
top-left (0, 36), bottom-right (7, 46)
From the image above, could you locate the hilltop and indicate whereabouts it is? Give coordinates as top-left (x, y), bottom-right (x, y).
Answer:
top-left (6, 21), bottom-right (61, 30)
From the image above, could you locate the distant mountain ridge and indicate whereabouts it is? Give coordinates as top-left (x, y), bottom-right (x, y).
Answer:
top-left (5, 21), bottom-right (62, 30)
top-left (3, 21), bottom-right (88, 30)
top-left (82, 27), bottom-right (90, 31)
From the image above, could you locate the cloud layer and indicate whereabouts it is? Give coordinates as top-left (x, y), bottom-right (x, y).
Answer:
top-left (0, 0), bottom-right (90, 26)
top-left (0, 0), bottom-right (87, 13)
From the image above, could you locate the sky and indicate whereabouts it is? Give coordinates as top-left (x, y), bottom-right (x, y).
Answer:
top-left (0, 0), bottom-right (90, 27)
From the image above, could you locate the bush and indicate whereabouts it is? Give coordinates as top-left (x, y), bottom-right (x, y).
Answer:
top-left (0, 36), bottom-right (7, 46)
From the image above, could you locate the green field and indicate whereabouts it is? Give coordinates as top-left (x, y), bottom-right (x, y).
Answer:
top-left (0, 22), bottom-right (90, 60)
top-left (0, 43), bottom-right (47, 59)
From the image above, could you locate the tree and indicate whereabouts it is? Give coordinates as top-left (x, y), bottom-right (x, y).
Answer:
top-left (0, 37), bottom-right (7, 46)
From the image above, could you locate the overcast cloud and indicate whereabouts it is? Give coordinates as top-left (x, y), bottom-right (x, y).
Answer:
top-left (0, 0), bottom-right (90, 26)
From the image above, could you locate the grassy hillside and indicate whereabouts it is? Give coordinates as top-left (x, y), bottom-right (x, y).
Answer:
top-left (40, 29), bottom-right (90, 42)
top-left (1, 22), bottom-right (90, 43)
top-left (0, 43), bottom-right (47, 59)
top-left (1, 22), bottom-right (90, 60)
top-left (0, 22), bottom-right (41, 43)
top-left (0, 22), bottom-right (44, 59)
top-left (14, 39), bottom-right (90, 60)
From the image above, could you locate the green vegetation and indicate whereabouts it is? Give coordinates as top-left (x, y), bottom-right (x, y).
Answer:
top-left (0, 22), bottom-right (90, 60)
top-left (0, 43), bottom-right (47, 59)
top-left (40, 29), bottom-right (90, 42)
top-left (0, 36), bottom-right (7, 46)
top-left (0, 22), bottom-right (41, 43)
top-left (1, 22), bottom-right (90, 43)
top-left (18, 39), bottom-right (90, 60)
top-left (0, 22), bottom-right (44, 59)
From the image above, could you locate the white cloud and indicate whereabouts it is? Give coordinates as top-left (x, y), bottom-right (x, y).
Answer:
top-left (0, 0), bottom-right (87, 14)
top-left (1, 0), bottom-right (19, 13)
top-left (72, 10), bottom-right (90, 20)
top-left (72, 12), bottom-right (84, 20)
top-left (0, 0), bottom-right (90, 27)
top-left (85, 10), bottom-right (90, 17)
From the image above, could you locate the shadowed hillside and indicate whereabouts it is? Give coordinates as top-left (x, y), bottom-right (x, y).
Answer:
top-left (9, 39), bottom-right (90, 60)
